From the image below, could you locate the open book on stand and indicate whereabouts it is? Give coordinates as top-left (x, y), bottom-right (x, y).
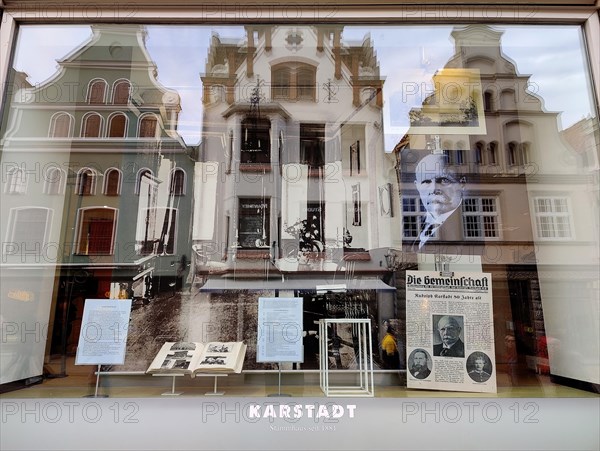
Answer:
top-left (146, 341), bottom-right (247, 375)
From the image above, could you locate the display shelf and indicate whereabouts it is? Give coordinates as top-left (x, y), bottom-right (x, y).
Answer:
top-left (319, 318), bottom-right (374, 397)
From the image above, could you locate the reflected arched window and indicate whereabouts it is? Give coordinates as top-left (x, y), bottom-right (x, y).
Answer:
top-left (44, 167), bottom-right (66, 195)
top-left (169, 168), bottom-right (186, 196)
top-left (112, 80), bottom-right (130, 105)
top-left (271, 63), bottom-right (316, 101)
top-left (520, 142), bottom-right (531, 165)
top-left (88, 79), bottom-right (107, 104)
top-left (108, 113), bottom-right (127, 138)
top-left (475, 142), bottom-right (484, 165)
top-left (488, 142), bottom-right (498, 164)
top-left (76, 168), bottom-right (96, 195)
top-left (484, 90), bottom-right (494, 111)
top-left (297, 67), bottom-right (316, 100)
top-left (103, 168), bottom-right (122, 196)
top-left (272, 67), bottom-right (291, 99)
top-left (135, 168), bottom-right (154, 195)
top-left (500, 89), bottom-right (516, 110)
top-left (508, 141), bottom-right (519, 166)
top-left (139, 114), bottom-right (158, 138)
top-left (50, 112), bottom-right (73, 138)
top-left (82, 113), bottom-right (102, 138)
top-left (76, 207), bottom-right (117, 255)
top-left (5, 168), bottom-right (27, 194)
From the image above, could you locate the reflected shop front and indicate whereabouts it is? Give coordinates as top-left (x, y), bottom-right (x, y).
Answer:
top-left (0, 6), bottom-right (599, 449)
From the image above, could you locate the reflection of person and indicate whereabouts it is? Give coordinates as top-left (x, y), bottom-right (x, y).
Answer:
top-left (414, 153), bottom-right (465, 249)
top-left (468, 353), bottom-right (491, 383)
top-left (381, 321), bottom-right (400, 369)
top-left (409, 349), bottom-right (431, 379)
top-left (433, 316), bottom-right (465, 357)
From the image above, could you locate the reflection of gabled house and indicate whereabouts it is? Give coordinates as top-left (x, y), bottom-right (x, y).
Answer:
top-left (0, 25), bottom-right (192, 373)
top-left (195, 26), bottom-right (397, 282)
top-left (397, 25), bottom-right (600, 385)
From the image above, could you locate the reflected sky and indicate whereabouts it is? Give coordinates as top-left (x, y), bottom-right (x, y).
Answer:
top-left (11, 24), bottom-right (593, 146)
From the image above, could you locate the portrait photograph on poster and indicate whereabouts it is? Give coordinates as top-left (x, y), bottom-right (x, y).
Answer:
top-left (405, 270), bottom-right (497, 393)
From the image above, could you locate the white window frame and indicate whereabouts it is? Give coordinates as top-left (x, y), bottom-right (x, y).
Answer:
top-left (532, 196), bottom-right (574, 240)
top-left (462, 196), bottom-right (502, 241)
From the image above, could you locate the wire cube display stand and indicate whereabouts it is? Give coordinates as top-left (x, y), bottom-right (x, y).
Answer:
top-left (319, 318), bottom-right (374, 397)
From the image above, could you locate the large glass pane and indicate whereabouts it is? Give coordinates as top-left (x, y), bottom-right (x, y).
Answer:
top-left (1, 23), bottom-right (597, 396)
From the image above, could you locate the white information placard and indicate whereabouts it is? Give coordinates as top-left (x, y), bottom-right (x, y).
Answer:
top-left (257, 297), bottom-right (303, 363)
top-left (405, 271), bottom-right (497, 393)
top-left (75, 299), bottom-right (132, 365)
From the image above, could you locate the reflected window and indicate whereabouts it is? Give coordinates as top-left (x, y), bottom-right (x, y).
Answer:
top-left (169, 168), bottom-right (186, 195)
top-left (462, 197), bottom-right (500, 239)
top-left (136, 207), bottom-right (177, 255)
top-left (5, 168), bottom-right (27, 194)
top-left (238, 198), bottom-right (270, 249)
top-left (241, 117), bottom-right (271, 164)
top-left (139, 114), bottom-right (158, 138)
top-left (484, 90), bottom-right (494, 111)
top-left (87, 79), bottom-right (107, 104)
top-left (488, 142), bottom-right (498, 164)
top-left (271, 63), bottom-right (316, 101)
top-left (44, 167), bottom-right (66, 195)
top-left (50, 112), bottom-right (73, 138)
top-left (135, 168), bottom-right (154, 195)
top-left (300, 123), bottom-right (325, 168)
top-left (402, 196), bottom-right (426, 239)
top-left (6, 207), bottom-right (52, 255)
top-left (108, 113), bottom-right (127, 138)
top-left (534, 197), bottom-right (572, 239)
top-left (475, 142), bottom-right (484, 165)
top-left (82, 113), bottom-right (102, 138)
top-left (103, 168), bottom-right (122, 196)
top-left (112, 80), bottom-right (130, 105)
top-left (76, 168), bottom-right (96, 195)
top-left (76, 207), bottom-right (117, 255)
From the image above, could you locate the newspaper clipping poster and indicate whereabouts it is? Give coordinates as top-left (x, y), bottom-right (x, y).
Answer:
top-left (406, 270), bottom-right (497, 393)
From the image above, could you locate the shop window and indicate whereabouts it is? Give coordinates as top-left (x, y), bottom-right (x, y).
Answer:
top-left (108, 113), bottom-right (127, 138)
top-left (81, 113), bottom-right (102, 138)
top-left (75, 207), bottom-right (117, 255)
top-left (139, 114), bottom-right (158, 138)
top-left (462, 197), bottom-right (500, 239)
top-left (103, 168), bottom-right (122, 196)
top-left (76, 168), bottom-right (96, 195)
top-left (43, 167), bottom-right (66, 195)
top-left (241, 117), bottom-right (271, 164)
top-left (169, 168), bottom-right (186, 195)
top-left (49, 112), bottom-right (73, 138)
top-left (402, 195), bottom-right (427, 239)
top-left (300, 123), bottom-right (325, 169)
top-left (271, 63), bottom-right (316, 101)
top-left (5, 207), bottom-right (53, 255)
top-left (112, 79), bottom-right (130, 105)
top-left (87, 79), bottom-right (107, 104)
top-left (4, 167), bottom-right (27, 194)
top-left (533, 197), bottom-right (573, 239)
top-left (238, 197), bottom-right (270, 249)
top-left (136, 207), bottom-right (178, 255)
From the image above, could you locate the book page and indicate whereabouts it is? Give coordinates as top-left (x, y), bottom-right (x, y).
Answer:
top-left (195, 342), bottom-right (245, 373)
top-left (146, 342), bottom-right (204, 374)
